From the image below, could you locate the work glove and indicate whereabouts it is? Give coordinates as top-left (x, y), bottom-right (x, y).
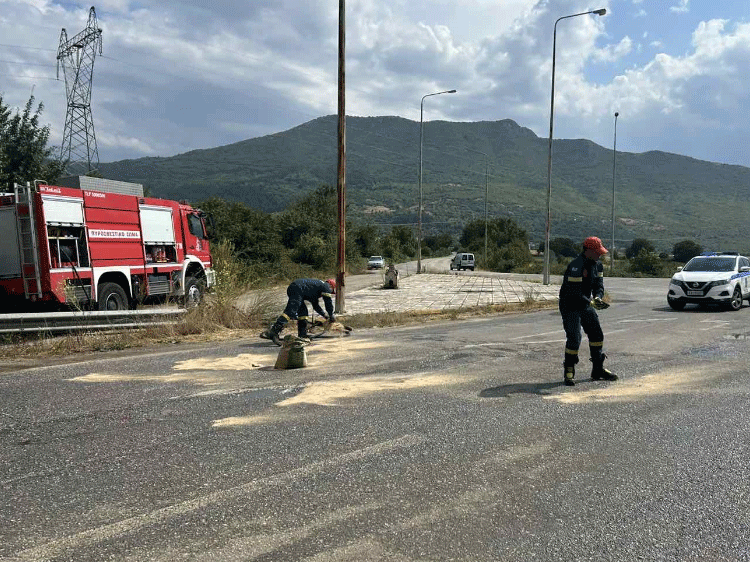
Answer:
top-left (590, 297), bottom-right (610, 310)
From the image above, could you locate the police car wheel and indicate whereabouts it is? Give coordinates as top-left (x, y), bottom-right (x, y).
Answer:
top-left (728, 286), bottom-right (743, 311)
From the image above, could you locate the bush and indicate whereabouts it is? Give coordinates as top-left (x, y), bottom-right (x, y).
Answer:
top-left (487, 239), bottom-right (532, 272)
top-left (629, 249), bottom-right (662, 276)
top-left (626, 238), bottom-right (655, 259)
top-left (549, 237), bottom-right (578, 258)
top-left (673, 240), bottom-right (702, 263)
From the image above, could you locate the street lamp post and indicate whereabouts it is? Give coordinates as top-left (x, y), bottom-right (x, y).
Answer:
top-left (418, 88), bottom-right (456, 274)
top-left (610, 111), bottom-right (619, 275)
top-left (483, 156), bottom-right (488, 266)
top-left (542, 8), bottom-right (606, 285)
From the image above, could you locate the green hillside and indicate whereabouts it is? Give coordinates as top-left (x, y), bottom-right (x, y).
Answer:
top-left (98, 115), bottom-right (750, 253)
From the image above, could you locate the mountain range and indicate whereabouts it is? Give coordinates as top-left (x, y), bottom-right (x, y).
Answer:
top-left (98, 115), bottom-right (750, 253)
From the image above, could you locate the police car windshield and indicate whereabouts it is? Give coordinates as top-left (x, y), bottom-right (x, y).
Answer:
top-left (683, 257), bottom-right (736, 272)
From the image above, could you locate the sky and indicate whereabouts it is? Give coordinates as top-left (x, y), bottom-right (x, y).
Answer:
top-left (1, 0), bottom-right (750, 168)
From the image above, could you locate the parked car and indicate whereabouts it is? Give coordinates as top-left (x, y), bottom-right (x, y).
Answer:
top-left (450, 252), bottom-right (475, 271)
top-left (667, 252), bottom-right (750, 311)
top-left (367, 255), bottom-right (385, 270)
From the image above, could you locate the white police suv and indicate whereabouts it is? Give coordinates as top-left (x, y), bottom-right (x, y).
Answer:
top-left (667, 252), bottom-right (750, 311)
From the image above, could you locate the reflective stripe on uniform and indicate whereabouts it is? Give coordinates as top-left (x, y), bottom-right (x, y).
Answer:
top-left (281, 313), bottom-right (291, 321)
top-left (566, 276), bottom-right (583, 282)
top-left (565, 348), bottom-right (579, 355)
top-left (298, 315), bottom-right (310, 320)
top-left (590, 341), bottom-right (604, 347)
top-left (322, 292), bottom-right (333, 298)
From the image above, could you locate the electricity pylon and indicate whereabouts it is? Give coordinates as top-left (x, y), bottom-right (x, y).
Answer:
top-left (57, 6), bottom-right (103, 175)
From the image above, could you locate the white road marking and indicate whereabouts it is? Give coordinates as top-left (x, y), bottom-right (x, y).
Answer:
top-left (9, 434), bottom-right (426, 561)
top-left (616, 318), bottom-right (678, 323)
top-left (510, 330), bottom-right (561, 340)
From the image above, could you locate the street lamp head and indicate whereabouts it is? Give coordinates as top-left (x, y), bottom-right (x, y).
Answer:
top-left (447, 89), bottom-right (457, 93)
top-left (614, 111), bottom-right (619, 117)
top-left (593, 8), bottom-right (606, 15)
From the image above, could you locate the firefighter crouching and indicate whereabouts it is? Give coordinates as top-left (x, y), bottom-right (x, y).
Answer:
top-left (558, 237), bottom-right (618, 386)
top-left (261, 278), bottom-right (336, 344)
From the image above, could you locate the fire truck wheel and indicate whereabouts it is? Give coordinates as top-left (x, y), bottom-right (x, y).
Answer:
top-left (97, 282), bottom-right (129, 311)
top-left (183, 276), bottom-right (205, 308)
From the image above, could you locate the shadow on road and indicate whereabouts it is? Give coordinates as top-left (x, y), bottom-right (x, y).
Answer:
top-left (479, 380), bottom-right (590, 397)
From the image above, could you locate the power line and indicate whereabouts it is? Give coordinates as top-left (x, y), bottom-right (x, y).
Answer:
top-left (0, 73), bottom-right (57, 80)
top-left (0, 59), bottom-right (55, 67)
top-left (0, 43), bottom-right (56, 52)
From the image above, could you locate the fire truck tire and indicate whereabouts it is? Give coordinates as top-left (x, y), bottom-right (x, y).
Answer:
top-left (183, 276), bottom-right (205, 308)
top-left (97, 282), bottom-right (129, 311)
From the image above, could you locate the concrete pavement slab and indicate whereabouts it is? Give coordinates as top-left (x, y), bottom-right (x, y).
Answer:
top-left (343, 273), bottom-right (559, 314)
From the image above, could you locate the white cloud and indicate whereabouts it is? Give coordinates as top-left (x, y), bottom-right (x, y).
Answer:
top-left (1, 0), bottom-right (749, 168)
top-left (670, 0), bottom-right (690, 14)
top-left (593, 36), bottom-right (633, 62)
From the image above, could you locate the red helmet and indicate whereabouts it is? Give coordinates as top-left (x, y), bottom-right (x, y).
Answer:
top-left (326, 278), bottom-right (337, 293)
top-left (583, 236), bottom-right (608, 256)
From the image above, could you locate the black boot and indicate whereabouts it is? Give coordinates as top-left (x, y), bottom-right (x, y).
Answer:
top-left (591, 353), bottom-right (618, 381)
top-left (260, 320), bottom-right (284, 345)
top-left (297, 319), bottom-right (310, 342)
top-left (563, 364), bottom-right (576, 386)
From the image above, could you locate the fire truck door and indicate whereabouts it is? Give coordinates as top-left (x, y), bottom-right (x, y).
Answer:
top-left (184, 212), bottom-right (210, 259)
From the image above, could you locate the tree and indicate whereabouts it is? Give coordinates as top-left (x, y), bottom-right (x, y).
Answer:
top-left (424, 233), bottom-right (453, 254)
top-left (378, 225), bottom-right (416, 261)
top-left (0, 95), bottom-right (64, 190)
top-left (351, 224), bottom-right (380, 258)
top-left (460, 217), bottom-right (528, 252)
top-left (279, 184), bottom-right (337, 250)
top-left (197, 197), bottom-right (283, 265)
top-left (629, 248), bottom-right (662, 276)
top-left (461, 217), bottom-right (530, 271)
top-left (488, 239), bottom-right (531, 272)
top-left (626, 238), bottom-right (655, 259)
top-left (549, 237), bottom-right (578, 258)
top-left (673, 240), bottom-right (702, 263)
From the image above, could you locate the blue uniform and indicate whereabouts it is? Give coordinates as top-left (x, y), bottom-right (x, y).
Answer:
top-left (559, 253), bottom-right (605, 368)
top-left (267, 278), bottom-right (335, 340)
top-left (281, 278), bottom-right (335, 324)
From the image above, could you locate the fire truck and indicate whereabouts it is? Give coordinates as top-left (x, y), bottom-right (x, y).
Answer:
top-left (0, 179), bottom-right (215, 311)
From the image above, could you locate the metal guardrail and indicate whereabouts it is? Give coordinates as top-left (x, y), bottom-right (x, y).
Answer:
top-left (0, 308), bottom-right (186, 334)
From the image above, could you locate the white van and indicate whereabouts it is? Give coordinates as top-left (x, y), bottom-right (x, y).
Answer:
top-left (450, 252), bottom-right (475, 271)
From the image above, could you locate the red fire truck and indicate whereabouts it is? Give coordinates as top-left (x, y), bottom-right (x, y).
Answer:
top-left (0, 180), bottom-right (215, 311)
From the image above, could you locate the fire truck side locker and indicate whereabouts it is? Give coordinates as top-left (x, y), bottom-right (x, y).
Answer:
top-left (140, 205), bottom-right (178, 296)
top-left (0, 205), bottom-right (22, 280)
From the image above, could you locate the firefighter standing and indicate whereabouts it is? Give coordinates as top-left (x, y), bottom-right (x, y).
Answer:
top-left (558, 237), bottom-right (618, 386)
top-left (261, 278), bottom-right (336, 344)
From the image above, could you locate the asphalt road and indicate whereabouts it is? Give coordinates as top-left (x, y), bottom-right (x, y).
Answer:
top-left (2, 276), bottom-right (750, 561)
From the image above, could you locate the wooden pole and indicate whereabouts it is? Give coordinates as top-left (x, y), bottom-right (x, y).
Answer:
top-left (335, 0), bottom-right (346, 313)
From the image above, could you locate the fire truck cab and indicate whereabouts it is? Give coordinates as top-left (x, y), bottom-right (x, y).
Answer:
top-left (0, 179), bottom-right (215, 311)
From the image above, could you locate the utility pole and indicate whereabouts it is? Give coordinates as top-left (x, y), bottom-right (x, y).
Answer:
top-left (57, 6), bottom-right (103, 176)
top-left (335, 0), bottom-right (346, 313)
